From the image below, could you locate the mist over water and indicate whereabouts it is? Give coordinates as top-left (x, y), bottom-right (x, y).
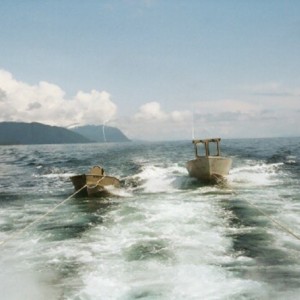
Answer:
top-left (0, 138), bottom-right (300, 299)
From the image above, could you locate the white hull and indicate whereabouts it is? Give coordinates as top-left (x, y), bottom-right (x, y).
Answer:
top-left (186, 156), bottom-right (232, 181)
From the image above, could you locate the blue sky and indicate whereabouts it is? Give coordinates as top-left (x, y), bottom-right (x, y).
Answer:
top-left (0, 0), bottom-right (299, 140)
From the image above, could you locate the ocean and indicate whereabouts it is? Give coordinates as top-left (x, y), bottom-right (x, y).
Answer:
top-left (0, 137), bottom-right (300, 300)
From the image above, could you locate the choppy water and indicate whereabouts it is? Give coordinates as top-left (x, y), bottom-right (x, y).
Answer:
top-left (0, 138), bottom-right (300, 300)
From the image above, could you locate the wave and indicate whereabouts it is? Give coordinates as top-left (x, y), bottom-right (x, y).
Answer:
top-left (228, 161), bottom-right (284, 187)
top-left (126, 163), bottom-right (191, 194)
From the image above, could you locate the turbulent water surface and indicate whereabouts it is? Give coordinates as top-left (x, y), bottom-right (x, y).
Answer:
top-left (0, 138), bottom-right (300, 300)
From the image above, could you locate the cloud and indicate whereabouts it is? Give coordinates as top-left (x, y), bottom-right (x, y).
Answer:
top-left (126, 101), bottom-right (193, 140)
top-left (0, 69), bottom-right (117, 127)
top-left (134, 102), bottom-right (167, 121)
top-left (0, 69), bottom-right (299, 140)
top-left (244, 82), bottom-right (299, 97)
top-left (27, 102), bottom-right (42, 110)
top-left (242, 82), bottom-right (300, 108)
top-left (121, 91), bottom-right (300, 140)
top-left (0, 88), bottom-right (7, 102)
top-left (192, 92), bottom-right (300, 138)
top-left (195, 111), bottom-right (245, 123)
top-left (194, 99), bottom-right (260, 115)
top-left (134, 101), bottom-right (192, 123)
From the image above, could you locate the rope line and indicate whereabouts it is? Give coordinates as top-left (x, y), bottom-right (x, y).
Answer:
top-left (0, 184), bottom-right (87, 247)
top-left (244, 198), bottom-right (300, 241)
top-left (87, 176), bottom-right (105, 189)
top-left (2, 180), bottom-right (299, 247)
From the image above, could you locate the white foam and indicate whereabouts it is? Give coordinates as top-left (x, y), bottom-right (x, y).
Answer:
top-left (105, 185), bottom-right (133, 197)
top-left (228, 162), bottom-right (283, 186)
top-left (33, 172), bottom-right (75, 178)
top-left (0, 267), bottom-right (59, 300)
top-left (1, 144), bottom-right (298, 299)
top-left (131, 163), bottom-right (187, 193)
top-left (59, 190), bottom-right (271, 299)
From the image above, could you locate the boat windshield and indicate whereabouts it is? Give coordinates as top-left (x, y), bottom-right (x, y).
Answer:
top-left (193, 138), bottom-right (221, 157)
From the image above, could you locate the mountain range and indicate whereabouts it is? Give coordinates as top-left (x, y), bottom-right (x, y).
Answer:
top-left (71, 125), bottom-right (130, 143)
top-left (0, 122), bottom-right (130, 145)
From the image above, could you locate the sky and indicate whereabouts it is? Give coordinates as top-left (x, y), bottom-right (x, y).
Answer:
top-left (0, 0), bottom-right (299, 140)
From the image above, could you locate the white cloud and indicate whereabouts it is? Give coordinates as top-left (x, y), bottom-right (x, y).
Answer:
top-left (134, 102), bottom-right (167, 121)
top-left (134, 101), bottom-right (191, 123)
top-left (170, 110), bottom-right (191, 122)
top-left (0, 69), bottom-right (117, 127)
top-left (128, 92), bottom-right (300, 140)
top-left (0, 69), bottom-right (299, 140)
top-left (194, 99), bottom-right (260, 115)
top-left (191, 92), bottom-right (300, 138)
top-left (129, 101), bottom-right (192, 140)
top-left (242, 82), bottom-right (300, 111)
top-left (242, 81), bottom-right (300, 98)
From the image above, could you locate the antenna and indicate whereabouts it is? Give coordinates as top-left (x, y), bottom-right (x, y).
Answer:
top-left (102, 123), bottom-right (107, 142)
top-left (102, 118), bottom-right (110, 143)
top-left (192, 104), bottom-right (195, 139)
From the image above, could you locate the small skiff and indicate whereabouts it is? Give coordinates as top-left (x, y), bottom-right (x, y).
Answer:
top-left (70, 166), bottom-right (120, 197)
top-left (186, 138), bottom-right (232, 182)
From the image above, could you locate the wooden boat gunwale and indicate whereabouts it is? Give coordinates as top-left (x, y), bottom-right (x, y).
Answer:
top-left (70, 166), bottom-right (120, 197)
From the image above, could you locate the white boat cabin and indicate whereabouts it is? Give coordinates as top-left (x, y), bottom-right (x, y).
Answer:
top-left (192, 138), bottom-right (222, 158)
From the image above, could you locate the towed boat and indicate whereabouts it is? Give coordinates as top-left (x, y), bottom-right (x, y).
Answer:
top-left (186, 138), bottom-right (232, 182)
top-left (70, 166), bottom-right (120, 197)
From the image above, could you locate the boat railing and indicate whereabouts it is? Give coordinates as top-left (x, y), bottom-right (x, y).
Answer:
top-left (192, 138), bottom-right (221, 157)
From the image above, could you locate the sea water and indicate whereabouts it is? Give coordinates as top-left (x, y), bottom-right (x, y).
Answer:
top-left (0, 138), bottom-right (300, 300)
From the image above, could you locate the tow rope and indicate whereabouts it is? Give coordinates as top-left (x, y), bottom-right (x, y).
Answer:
top-left (243, 198), bottom-right (300, 241)
top-left (0, 184), bottom-right (87, 247)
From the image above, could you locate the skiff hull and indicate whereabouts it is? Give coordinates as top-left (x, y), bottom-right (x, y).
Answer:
top-left (186, 156), bottom-right (232, 182)
top-left (70, 174), bottom-right (120, 197)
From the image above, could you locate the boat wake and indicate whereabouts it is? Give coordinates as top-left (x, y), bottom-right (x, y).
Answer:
top-left (124, 163), bottom-right (194, 194)
top-left (1, 139), bottom-right (300, 299)
top-left (228, 161), bottom-right (284, 187)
